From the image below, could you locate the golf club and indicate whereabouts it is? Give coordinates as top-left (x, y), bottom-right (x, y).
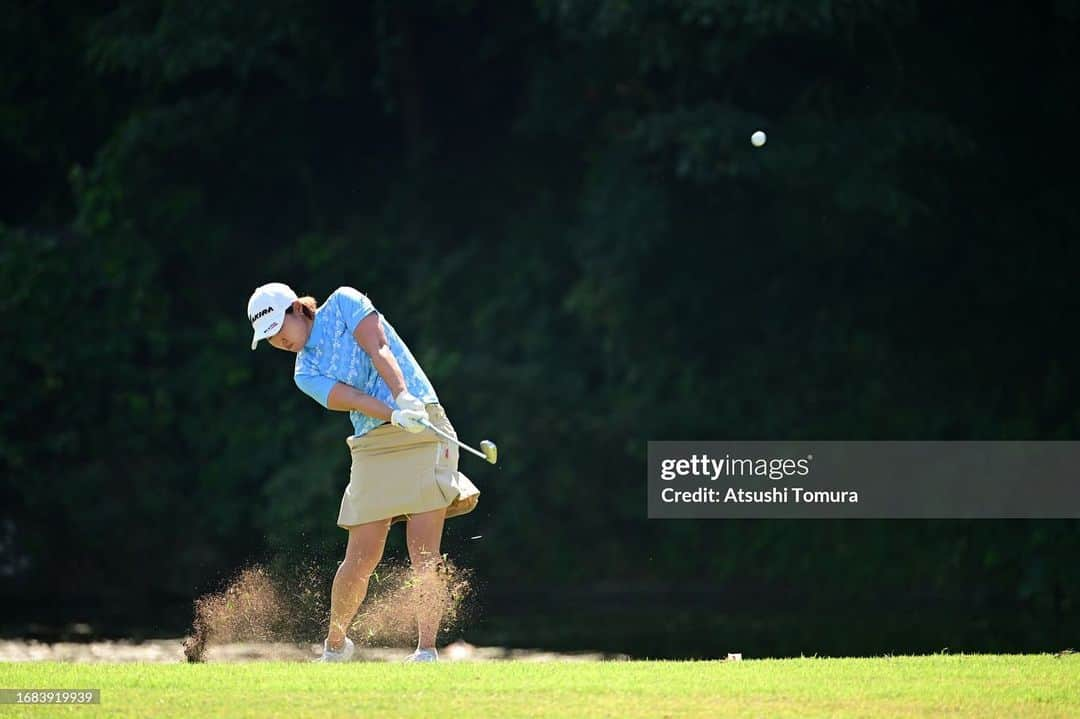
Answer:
top-left (419, 418), bottom-right (498, 464)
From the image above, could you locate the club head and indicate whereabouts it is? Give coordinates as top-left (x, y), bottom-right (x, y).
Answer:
top-left (480, 440), bottom-right (498, 464)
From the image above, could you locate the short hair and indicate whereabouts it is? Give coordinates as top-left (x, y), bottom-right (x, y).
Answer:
top-left (286, 296), bottom-right (318, 321)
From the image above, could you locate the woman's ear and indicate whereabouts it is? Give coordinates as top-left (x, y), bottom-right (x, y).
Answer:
top-left (295, 298), bottom-right (313, 322)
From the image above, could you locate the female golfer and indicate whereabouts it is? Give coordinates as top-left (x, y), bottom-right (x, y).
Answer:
top-left (247, 282), bottom-right (480, 663)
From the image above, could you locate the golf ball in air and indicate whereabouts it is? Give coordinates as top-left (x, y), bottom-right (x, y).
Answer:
top-left (751, 130), bottom-right (767, 147)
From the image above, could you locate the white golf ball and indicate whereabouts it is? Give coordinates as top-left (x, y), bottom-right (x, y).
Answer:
top-left (751, 130), bottom-right (766, 147)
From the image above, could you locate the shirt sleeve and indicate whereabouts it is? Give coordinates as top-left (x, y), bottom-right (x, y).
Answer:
top-left (294, 368), bottom-right (337, 408)
top-left (333, 286), bottom-right (378, 335)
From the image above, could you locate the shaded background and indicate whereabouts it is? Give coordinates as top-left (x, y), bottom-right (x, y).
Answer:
top-left (2, 0), bottom-right (1078, 658)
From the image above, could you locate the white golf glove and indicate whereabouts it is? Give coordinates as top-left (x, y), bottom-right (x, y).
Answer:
top-left (391, 408), bottom-right (428, 433)
top-left (394, 389), bottom-right (426, 413)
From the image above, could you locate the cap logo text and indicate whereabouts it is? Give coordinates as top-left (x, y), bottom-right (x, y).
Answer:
top-left (249, 306), bottom-right (274, 323)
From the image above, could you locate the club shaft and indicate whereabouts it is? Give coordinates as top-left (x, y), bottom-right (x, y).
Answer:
top-left (419, 419), bottom-right (489, 461)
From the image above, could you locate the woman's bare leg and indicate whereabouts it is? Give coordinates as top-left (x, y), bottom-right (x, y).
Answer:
top-left (326, 517), bottom-right (391, 650)
top-left (405, 507), bottom-right (448, 650)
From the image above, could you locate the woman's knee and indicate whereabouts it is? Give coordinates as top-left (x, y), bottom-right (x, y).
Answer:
top-left (339, 551), bottom-right (380, 578)
top-left (343, 536), bottom-right (385, 568)
top-left (408, 548), bottom-right (445, 574)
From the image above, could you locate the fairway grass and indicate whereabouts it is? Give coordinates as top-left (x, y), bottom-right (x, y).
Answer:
top-left (1, 654), bottom-right (1077, 718)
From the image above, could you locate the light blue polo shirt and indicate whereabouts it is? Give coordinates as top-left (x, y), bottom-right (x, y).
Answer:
top-left (293, 286), bottom-right (439, 438)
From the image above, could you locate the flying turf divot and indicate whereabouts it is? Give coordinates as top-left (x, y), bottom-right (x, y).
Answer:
top-left (183, 561), bottom-right (474, 663)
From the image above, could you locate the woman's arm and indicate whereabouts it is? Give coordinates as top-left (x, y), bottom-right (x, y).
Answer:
top-left (326, 382), bottom-right (393, 421)
top-left (352, 313), bottom-right (410, 399)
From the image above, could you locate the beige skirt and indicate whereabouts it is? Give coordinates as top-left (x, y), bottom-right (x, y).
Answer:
top-left (338, 403), bottom-right (480, 529)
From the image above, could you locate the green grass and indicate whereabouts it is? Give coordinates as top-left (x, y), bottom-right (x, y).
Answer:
top-left (1, 655), bottom-right (1078, 718)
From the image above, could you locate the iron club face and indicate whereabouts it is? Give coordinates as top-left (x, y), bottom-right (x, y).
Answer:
top-left (480, 440), bottom-right (498, 464)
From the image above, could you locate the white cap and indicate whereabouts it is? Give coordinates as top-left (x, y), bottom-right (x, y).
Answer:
top-left (247, 282), bottom-right (298, 350)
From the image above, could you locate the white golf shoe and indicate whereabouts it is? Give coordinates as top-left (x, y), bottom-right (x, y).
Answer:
top-left (316, 636), bottom-right (355, 663)
top-left (403, 647), bottom-right (438, 662)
